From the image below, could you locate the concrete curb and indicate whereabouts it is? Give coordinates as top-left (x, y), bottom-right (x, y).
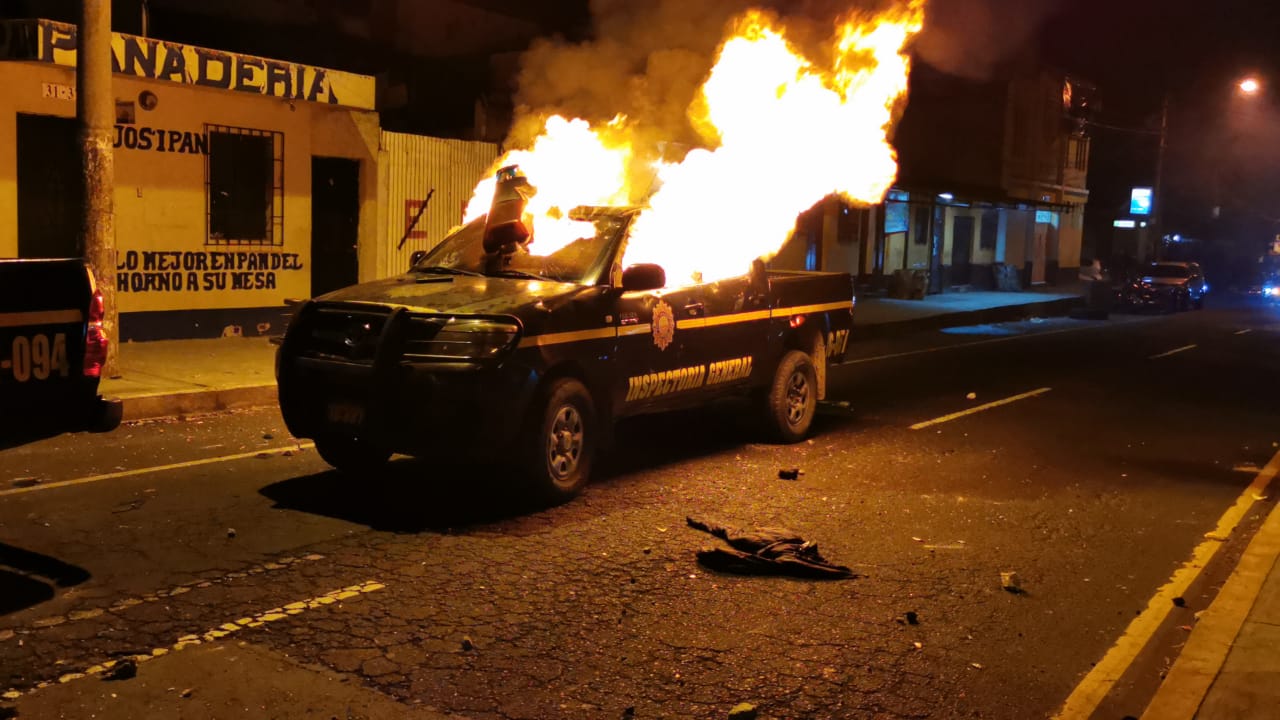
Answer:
top-left (1140, 494), bottom-right (1280, 719)
top-left (112, 384), bottom-right (278, 422)
top-left (853, 296), bottom-right (1082, 340)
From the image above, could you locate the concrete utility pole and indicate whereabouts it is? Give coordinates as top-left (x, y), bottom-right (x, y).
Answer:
top-left (78, 0), bottom-right (119, 376)
top-left (1150, 93), bottom-right (1170, 263)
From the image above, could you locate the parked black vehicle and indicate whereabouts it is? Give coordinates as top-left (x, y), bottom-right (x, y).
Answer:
top-left (1117, 261), bottom-right (1208, 312)
top-left (0, 258), bottom-right (118, 440)
top-left (277, 170), bottom-right (855, 502)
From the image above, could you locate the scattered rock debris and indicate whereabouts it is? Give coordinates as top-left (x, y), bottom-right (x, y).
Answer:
top-left (1173, 597), bottom-right (1187, 608)
top-left (10, 477), bottom-right (41, 488)
top-left (778, 468), bottom-right (802, 480)
top-left (904, 611), bottom-right (919, 625)
top-left (966, 392), bottom-right (977, 400)
top-left (226, 528), bottom-right (237, 539)
top-left (103, 658), bottom-right (137, 681)
top-left (179, 688), bottom-right (194, 699)
top-left (461, 636), bottom-right (475, 651)
top-left (262, 433), bottom-right (274, 440)
top-left (1000, 571), bottom-right (1024, 594)
top-left (728, 702), bottom-right (758, 720)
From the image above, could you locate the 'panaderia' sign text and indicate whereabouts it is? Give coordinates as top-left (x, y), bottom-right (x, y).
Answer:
top-left (0, 19), bottom-right (374, 110)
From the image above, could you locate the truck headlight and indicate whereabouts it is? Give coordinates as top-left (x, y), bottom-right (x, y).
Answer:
top-left (410, 318), bottom-right (520, 361)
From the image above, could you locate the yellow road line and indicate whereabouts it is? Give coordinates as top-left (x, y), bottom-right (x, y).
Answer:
top-left (1141, 495), bottom-right (1280, 719)
top-left (909, 388), bottom-right (1052, 431)
top-left (1, 580), bottom-right (386, 700)
top-left (1053, 447), bottom-right (1280, 720)
top-left (6, 554), bottom-right (327, 639)
top-left (1149, 344), bottom-right (1197, 359)
top-left (0, 443), bottom-right (315, 498)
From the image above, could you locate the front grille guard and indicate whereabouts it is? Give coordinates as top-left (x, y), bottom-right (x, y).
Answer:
top-left (278, 301), bottom-right (409, 439)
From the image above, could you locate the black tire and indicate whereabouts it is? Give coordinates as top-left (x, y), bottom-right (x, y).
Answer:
top-left (315, 434), bottom-right (391, 474)
top-left (523, 378), bottom-right (596, 503)
top-left (762, 350), bottom-right (818, 443)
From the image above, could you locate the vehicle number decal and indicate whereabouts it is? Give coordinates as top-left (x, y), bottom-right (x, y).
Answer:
top-left (826, 330), bottom-right (850, 359)
top-left (0, 333), bottom-right (70, 383)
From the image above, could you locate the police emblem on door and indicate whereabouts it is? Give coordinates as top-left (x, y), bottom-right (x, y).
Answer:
top-left (652, 299), bottom-right (675, 351)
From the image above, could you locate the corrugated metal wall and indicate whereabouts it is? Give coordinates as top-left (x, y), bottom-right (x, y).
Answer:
top-left (378, 131), bottom-right (499, 277)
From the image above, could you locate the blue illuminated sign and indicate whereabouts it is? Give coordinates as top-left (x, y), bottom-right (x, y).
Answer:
top-left (1130, 187), bottom-right (1153, 216)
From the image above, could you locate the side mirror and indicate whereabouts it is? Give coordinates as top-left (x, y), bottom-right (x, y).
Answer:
top-left (409, 250), bottom-right (427, 269)
top-left (621, 263), bottom-right (666, 292)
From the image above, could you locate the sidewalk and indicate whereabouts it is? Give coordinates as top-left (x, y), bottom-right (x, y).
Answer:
top-left (1141, 488), bottom-right (1280, 719)
top-left (100, 337), bottom-right (278, 422)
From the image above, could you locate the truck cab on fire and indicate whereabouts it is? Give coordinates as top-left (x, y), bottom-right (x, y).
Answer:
top-left (276, 168), bottom-right (854, 503)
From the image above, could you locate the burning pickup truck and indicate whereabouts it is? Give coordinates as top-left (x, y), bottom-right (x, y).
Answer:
top-left (277, 169), bottom-right (854, 502)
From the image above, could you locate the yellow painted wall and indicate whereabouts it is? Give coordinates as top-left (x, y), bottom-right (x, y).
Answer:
top-left (1058, 203), bottom-right (1084, 271)
top-left (0, 60), bottom-right (379, 314)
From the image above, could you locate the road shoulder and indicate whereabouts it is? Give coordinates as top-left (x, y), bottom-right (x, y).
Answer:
top-left (9, 640), bottom-right (458, 720)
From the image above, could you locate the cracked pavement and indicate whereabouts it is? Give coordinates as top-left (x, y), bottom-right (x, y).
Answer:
top-left (3, 299), bottom-right (1280, 719)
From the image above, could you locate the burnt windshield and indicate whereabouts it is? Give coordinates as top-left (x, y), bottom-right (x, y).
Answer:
top-left (414, 212), bottom-right (629, 285)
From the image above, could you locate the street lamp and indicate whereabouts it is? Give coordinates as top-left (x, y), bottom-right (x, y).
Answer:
top-left (1151, 75), bottom-right (1264, 259)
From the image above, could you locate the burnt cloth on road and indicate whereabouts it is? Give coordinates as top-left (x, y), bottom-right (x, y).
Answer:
top-left (686, 517), bottom-right (858, 580)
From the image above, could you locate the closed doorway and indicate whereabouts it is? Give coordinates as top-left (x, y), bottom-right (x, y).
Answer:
top-left (17, 114), bottom-right (82, 259)
top-left (311, 157), bottom-right (360, 297)
top-left (950, 215), bottom-right (974, 286)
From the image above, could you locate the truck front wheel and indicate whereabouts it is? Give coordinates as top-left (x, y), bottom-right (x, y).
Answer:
top-left (762, 350), bottom-right (818, 443)
top-left (524, 378), bottom-right (596, 503)
top-left (315, 434), bottom-right (391, 475)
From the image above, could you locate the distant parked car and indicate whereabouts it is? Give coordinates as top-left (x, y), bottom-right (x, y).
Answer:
top-left (1119, 261), bottom-right (1208, 312)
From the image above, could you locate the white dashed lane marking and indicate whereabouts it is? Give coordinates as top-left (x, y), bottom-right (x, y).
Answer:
top-left (909, 388), bottom-right (1053, 431)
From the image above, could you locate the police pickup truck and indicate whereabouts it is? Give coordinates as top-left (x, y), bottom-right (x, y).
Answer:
top-left (277, 170), bottom-right (854, 502)
top-left (0, 258), bottom-right (115, 439)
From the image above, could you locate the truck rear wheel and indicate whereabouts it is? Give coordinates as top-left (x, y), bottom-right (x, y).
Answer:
top-left (762, 350), bottom-right (818, 443)
top-left (524, 378), bottom-right (596, 503)
top-left (315, 434), bottom-right (391, 474)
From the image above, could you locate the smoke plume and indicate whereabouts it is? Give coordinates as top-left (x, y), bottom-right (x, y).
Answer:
top-left (913, 0), bottom-right (1060, 79)
top-left (510, 0), bottom-right (901, 158)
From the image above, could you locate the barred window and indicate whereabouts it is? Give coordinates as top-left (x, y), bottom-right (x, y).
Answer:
top-left (205, 125), bottom-right (284, 245)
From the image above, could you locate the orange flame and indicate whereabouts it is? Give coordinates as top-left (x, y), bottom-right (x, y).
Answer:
top-left (465, 2), bottom-right (925, 285)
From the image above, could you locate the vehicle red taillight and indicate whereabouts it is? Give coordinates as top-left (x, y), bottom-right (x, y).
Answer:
top-left (789, 314), bottom-right (806, 329)
top-left (84, 289), bottom-right (108, 378)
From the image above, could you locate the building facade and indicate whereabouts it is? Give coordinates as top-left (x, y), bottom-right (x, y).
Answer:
top-left (775, 65), bottom-right (1094, 295)
top-left (0, 18), bottom-right (381, 340)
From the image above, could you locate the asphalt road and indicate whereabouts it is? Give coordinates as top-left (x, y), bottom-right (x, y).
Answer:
top-left (2, 295), bottom-right (1279, 719)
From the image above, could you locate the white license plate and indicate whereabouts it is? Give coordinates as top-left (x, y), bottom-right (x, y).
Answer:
top-left (326, 403), bottom-right (364, 426)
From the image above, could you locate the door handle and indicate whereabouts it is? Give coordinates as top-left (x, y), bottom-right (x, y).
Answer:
top-left (684, 302), bottom-right (705, 318)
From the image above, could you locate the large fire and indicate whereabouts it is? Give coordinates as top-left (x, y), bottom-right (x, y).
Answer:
top-left (463, 2), bottom-right (926, 287)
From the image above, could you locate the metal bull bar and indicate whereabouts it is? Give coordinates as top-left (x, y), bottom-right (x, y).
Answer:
top-left (278, 301), bottom-right (409, 441)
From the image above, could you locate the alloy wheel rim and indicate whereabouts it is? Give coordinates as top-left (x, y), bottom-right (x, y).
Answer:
top-left (547, 404), bottom-right (584, 483)
top-left (785, 371), bottom-right (810, 426)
